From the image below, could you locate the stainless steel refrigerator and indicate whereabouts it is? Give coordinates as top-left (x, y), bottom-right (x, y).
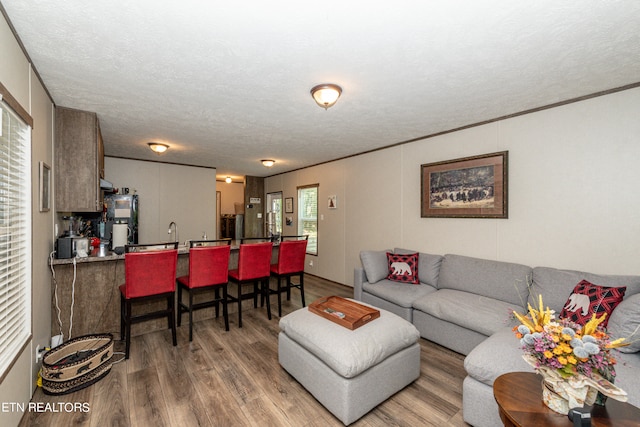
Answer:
top-left (104, 194), bottom-right (139, 245)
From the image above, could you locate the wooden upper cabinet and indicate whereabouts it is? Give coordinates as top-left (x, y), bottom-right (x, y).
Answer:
top-left (55, 107), bottom-right (104, 212)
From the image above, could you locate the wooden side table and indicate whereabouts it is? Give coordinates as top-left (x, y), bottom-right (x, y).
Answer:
top-left (493, 372), bottom-right (640, 427)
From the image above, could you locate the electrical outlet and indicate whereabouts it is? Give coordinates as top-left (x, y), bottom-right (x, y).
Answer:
top-left (309, 260), bottom-right (314, 267)
top-left (35, 345), bottom-right (43, 363)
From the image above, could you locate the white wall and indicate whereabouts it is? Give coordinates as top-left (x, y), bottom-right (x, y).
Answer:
top-left (266, 87), bottom-right (640, 286)
top-left (104, 158), bottom-right (217, 243)
top-left (0, 11), bottom-right (55, 427)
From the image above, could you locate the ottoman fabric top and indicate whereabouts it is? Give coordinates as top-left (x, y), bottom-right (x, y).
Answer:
top-left (279, 300), bottom-right (420, 378)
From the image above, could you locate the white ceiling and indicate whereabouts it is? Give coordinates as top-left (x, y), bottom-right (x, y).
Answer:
top-left (2, 1), bottom-right (640, 180)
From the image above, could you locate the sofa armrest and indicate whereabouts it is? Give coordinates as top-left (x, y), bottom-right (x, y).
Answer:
top-left (354, 268), bottom-right (367, 301)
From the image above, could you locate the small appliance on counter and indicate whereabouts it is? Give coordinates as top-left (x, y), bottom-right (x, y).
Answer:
top-left (55, 236), bottom-right (90, 259)
top-left (56, 216), bottom-right (91, 259)
top-left (111, 222), bottom-right (129, 249)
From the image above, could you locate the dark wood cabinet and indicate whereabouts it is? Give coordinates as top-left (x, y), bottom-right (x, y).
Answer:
top-left (55, 107), bottom-right (104, 212)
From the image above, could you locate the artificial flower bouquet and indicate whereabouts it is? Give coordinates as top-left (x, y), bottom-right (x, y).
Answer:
top-left (513, 295), bottom-right (628, 411)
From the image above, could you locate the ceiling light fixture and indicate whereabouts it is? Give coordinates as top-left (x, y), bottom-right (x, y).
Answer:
top-left (225, 176), bottom-right (232, 183)
top-left (261, 159), bottom-right (275, 167)
top-left (147, 142), bottom-right (169, 154)
top-left (310, 84), bottom-right (342, 110)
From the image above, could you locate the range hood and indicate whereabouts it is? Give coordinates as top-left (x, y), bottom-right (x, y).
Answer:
top-left (100, 178), bottom-right (114, 190)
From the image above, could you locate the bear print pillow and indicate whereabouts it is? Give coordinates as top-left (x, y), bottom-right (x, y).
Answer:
top-left (386, 252), bottom-right (419, 284)
top-left (560, 279), bottom-right (626, 327)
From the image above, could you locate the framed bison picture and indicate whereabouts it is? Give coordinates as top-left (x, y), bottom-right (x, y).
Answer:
top-left (421, 151), bottom-right (508, 218)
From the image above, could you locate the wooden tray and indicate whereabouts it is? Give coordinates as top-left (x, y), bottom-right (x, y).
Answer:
top-left (308, 296), bottom-right (380, 330)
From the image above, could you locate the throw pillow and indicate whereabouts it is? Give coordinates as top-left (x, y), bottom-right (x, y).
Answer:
top-left (360, 250), bottom-right (391, 283)
top-left (386, 252), bottom-right (419, 284)
top-left (560, 280), bottom-right (626, 327)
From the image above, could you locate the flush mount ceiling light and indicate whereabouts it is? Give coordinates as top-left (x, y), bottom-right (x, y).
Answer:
top-left (310, 84), bottom-right (342, 110)
top-left (225, 176), bottom-right (232, 183)
top-left (261, 159), bottom-right (275, 167)
top-left (147, 142), bottom-right (169, 154)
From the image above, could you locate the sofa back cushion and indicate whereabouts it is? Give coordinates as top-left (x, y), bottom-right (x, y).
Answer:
top-left (436, 254), bottom-right (532, 306)
top-left (607, 293), bottom-right (640, 353)
top-left (359, 250), bottom-right (392, 283)
top-left (394, 248), bottom-right (443, 287)
top-left (530, 267), bottom-right (640, 314)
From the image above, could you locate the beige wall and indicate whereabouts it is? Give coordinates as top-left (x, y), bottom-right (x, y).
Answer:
top-left (0, 11), bottom-right (55, 427)
top-left (218, 181), bottom-right (244, 215)
top-left (267, 87), bottom-right (640, 286)
top-left (104, 157), bottom-right (217, 243)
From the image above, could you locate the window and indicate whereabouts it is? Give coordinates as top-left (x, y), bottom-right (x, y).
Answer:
top-left (297, 185), bottom-right (318, 255)
top-left (266, 192), bottom-right (282, 237)
top-left (0, 94), bottom-right (32, 378)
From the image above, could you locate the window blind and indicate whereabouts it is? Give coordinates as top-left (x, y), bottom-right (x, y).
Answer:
top-left (0, 95), bottom-right (32, 378)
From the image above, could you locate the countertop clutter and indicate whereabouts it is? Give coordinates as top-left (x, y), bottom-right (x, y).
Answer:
top-left (50, 245), bottom-right (191, 265)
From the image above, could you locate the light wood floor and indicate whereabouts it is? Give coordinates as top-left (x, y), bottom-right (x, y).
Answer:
top-left (20, 275), bottom-right (469, 426)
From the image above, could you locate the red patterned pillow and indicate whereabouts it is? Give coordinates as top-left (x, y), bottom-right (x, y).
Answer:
top-left (560, 280), bottom-right (626, 327)
top-left (386, 252), bottom-right (419, 284)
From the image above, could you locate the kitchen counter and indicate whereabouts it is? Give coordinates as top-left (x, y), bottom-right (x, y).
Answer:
top-left (49, 242), bottom-right (244, 265)
top-left (48, 241), bottom-right (278, 339)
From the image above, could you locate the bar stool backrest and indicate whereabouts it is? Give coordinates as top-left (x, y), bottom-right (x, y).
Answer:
top-left (280, 235), bottom-right (309, 241)
top-left (275, 239), bottom-right (307, 275)
top-left (125, 242), bottom-right (179, 253)
top-left (189, 238), bottom-right (232, 248)
top-left (123, 248), bottom-right (178, 299)
top-left (237, 242), bottom-right (273, 281)
top-left (188, 243), bottom-right (231, 288)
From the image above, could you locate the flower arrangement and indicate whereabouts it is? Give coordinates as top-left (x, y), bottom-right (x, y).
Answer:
top-left (512, 294), bottom-right (626, 380)
top-left (512, 295), bottom-right (628, 412)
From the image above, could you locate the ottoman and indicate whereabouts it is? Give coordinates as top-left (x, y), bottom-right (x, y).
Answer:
top-left (278, 301), bottom-right (421, 425)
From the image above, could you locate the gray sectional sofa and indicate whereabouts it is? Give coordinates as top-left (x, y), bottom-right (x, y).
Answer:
top-left (353, 249), bottom-right (640, 427)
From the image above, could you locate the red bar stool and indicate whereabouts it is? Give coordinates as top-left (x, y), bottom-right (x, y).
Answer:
top-left (227, 241), bottom-right (273, 328)
top-left (270, 236), bottom-right (308, 317)
top-left (176, 239), bottom-right (231, 341)
top-left (119, 242), bottom-right (178, 359)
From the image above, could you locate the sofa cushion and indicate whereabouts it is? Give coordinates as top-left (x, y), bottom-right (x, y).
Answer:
top-left (279, 301), bottom-right (420, 378)
top-left (464, 327), bottom-right (532, 387)
top-left (394, 248), bottom-right (443, 287)
top-left (607, 293), bottom-right (640, 353)
top-left (363, 280), bottom-right (437, 308)
top-left (611, 352), bottom-right (640, 408)
top-left (436, 254), bottom-right (532, 306)
top-left (559, 280), bottom-right (626, 327)
top-left (360, 250), bottom-right (391, 283)
top-left (386, 252), bottom-right (419, 284)
top-left (413, 289), bottom-right (523, 337)
top-left (530, 267), bottom-right (640, 314)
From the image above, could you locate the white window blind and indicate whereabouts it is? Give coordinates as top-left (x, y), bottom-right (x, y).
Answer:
top-left (297, 185), bottom-right (318, 255)
top-left (0, 95), bottom-right (32, 378)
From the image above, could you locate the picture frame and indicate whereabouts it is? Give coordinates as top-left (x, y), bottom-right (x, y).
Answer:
top-left (328, 195), bottom-right (337, 209)
top-left (421, 151), bottom-right (508, 218)
top-left (39, 161), bottom-right (51, 212)
top-left (285, 197), bottom-right (294, 213)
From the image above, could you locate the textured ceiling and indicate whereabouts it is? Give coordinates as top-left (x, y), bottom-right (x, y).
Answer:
top-left (2, 1), bottom-right (640, 180)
